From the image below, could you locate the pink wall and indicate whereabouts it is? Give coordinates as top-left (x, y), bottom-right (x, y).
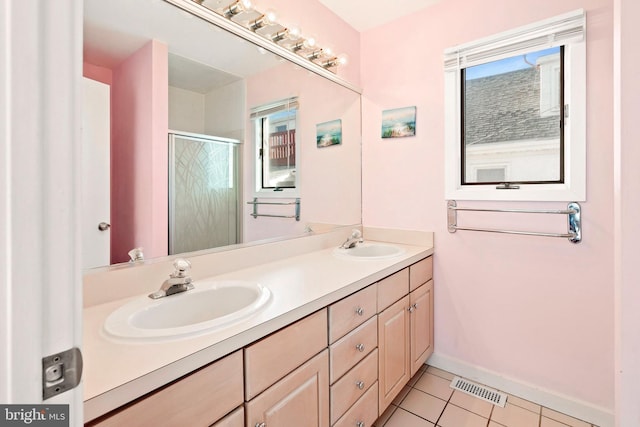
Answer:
top-left (613, 0), bottom-right (640, 424)
top-left (361, 0), bottom-right (614, 413)
top-left (111, 40), bottom-right (168, 263)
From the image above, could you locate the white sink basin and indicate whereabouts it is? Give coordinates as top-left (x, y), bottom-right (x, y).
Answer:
top-left (333, 243), bottom-right (405, 260)
top-left (104, 280), bottom-right (271, 340)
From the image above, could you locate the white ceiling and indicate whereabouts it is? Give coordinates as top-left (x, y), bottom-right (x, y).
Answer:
top-left (318, 0), bottom-right (442, 32)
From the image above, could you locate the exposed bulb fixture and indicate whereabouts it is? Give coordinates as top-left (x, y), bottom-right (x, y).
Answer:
top-left (271, 24), bottom-right (302, 43)
top-left (223, 0), bottom-right (252, 17)
top-left (248, 8), bottom-right (277, 30)
top-left (194, 0), bottom-right (347, 72)
top-left (322, 53), bottom-right (348, 69)
top-left (292, 36), bottom-right (316, 52)
top-left (306, 49), bottom-right (323, 60)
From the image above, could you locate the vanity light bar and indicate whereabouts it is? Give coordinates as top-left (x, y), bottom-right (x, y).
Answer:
top-left (193, 0), bottom-right (347, 72)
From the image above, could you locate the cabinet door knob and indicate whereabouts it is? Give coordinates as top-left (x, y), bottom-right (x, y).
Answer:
top-left (356, 380), bottom-right (365, 390)
top-left (355, 307), bottom-right (364, 316)
top-left (355, 343), bottom-right (365, 352)
top-left (98, 222), bottom-right (111, 231)
top-left (356, 421), bottom-right (365, 427)
top-left (408, 305), bottom-right (415, 313)
top-left (255, 423), bottom-right (266, 427)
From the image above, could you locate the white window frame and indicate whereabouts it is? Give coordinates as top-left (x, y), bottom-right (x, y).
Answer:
top-left (250, 97), bottom-right (300, 198)
top-left (444, 9), bottom-right (586, 201)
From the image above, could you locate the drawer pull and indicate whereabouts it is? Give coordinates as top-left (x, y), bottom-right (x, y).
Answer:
top-left (356, 422), bottom-right (365, 427)
top-left (355, 307), bottom-right (364, 316)
top-left (355, 343), bottom-right (365, 352)
top-left (356, 380), bottom-right (365, 390)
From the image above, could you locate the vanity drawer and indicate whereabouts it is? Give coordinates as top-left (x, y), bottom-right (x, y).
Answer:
top-left (377, 268), bottom-right (409, 312)
top-left (330, 316), bottom-right (377, 383)
top-left (87, 351), bottom-right (243, 427)
top-left (409, 256), bottom-right (433, 291)
top-left (329, 284), bottom-right (377, 343)
top-left (330, 349), bottom-right (378, 424)
top-left (245, 309), bottom-right (328, 400)
top-left (333, 381), bottom-right (378, 427)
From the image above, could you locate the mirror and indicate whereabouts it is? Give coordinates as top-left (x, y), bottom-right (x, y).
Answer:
top-left (82, 0), bottom-right (362, 269)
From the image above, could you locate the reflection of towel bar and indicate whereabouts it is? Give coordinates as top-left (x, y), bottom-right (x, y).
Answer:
top-left (447, 200), bottom-right (581, 243)
top-left (248, 198), bottom-right (300, 221)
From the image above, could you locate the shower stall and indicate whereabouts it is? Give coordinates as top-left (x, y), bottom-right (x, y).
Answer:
top-left (168, 131), bottom-right (241, 255)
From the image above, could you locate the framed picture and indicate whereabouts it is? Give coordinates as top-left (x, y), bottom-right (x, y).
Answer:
top-left (316, 119), bottom-right (342, 148)
top-left (381, 106), bottom-right (416, 138)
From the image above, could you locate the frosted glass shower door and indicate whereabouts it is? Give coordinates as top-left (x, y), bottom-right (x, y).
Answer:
top-left (169, 132), bottom-right (241, 255)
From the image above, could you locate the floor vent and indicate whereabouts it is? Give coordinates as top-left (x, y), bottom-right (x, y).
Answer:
top-left (450, 376), bottom-right (507, 407)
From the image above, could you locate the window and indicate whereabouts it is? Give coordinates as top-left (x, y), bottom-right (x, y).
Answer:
top-left (444, 10), bottom-right (586, 201)
top-left (462, 46), bottom-right (564, 185)
top-left (250, 98), bottom-right (298, 194)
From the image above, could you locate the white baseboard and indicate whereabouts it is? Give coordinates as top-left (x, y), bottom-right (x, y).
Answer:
top-left (427, 352), bottom-right (614, 427)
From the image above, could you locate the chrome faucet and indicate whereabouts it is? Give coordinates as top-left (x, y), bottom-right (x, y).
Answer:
top-left (148, 258), bottom-right (194, 299)
top-left (340, 229), bottom-right (363, 249)
top-left (128, 247), bottom-right (144, 263)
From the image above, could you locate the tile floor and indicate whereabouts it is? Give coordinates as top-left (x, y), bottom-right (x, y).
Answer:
top-left (373, 366), bottom-right (598, 427)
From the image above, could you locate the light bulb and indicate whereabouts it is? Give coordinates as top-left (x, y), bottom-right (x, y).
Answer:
top-left (337, 53), bottom-right (348, 66)
top-left (288, 25), bottom-right (301, 39)
top-left (303, 36), bottom-right (316, 49)
top-left (322, 46), bottom-right (334, 57)
top-left (264, 8), bottom-right (277, 25)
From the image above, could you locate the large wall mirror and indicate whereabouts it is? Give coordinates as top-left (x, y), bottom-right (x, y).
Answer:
top-left (82, 0), bottom-right (362, 270)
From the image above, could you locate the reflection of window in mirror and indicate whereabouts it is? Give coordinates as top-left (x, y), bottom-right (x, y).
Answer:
top-left (251, 97), bottom-right (299, 194)
top-left (444, 10), bottom-right (586, 201)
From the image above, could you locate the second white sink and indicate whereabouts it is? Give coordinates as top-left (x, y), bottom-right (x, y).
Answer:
top-left (104, 280), bottom-right (271, 340)
top-left (333, 243), bottom-right (405, 260)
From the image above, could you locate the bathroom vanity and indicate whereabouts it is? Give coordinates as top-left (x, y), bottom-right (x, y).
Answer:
top-left (82, 227), bottom-right (434, 426)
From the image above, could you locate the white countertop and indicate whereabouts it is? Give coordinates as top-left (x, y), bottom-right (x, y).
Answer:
top-left (83, 239), bottom-right (433, 422)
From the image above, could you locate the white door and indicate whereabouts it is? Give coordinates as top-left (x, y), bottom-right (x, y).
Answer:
top-left (1, 0), bottom-right (84, 423)
top-left (82, 77), bottom-right (111, 269)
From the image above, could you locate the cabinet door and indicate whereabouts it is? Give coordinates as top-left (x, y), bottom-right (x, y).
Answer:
top-left (377, 295), bottom-right (410, 415)
top-left (410, 281), bottom-right (434, 377)
top-left (246, 350), bottom-right (329, 427)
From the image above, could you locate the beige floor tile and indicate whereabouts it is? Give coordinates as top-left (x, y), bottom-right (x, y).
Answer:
top-left (427, 366), bottom-right (456, 381)
top-left (414, 372), bottom-right (454, 401)
top-left (392, 385), bottom-right (412, 406)
top-left (437, 403), bottom-right (489, 427)
top-left (505, 394), bottom-right (541, 414)
top-left (409, 370), bottom-right (425, 387)
top-left (399, 389), bottom-right (447, 423)
top-left (374, 404), bottom-right (398, 427)
top-left (490, 402), bottom-right (540, 427)
top-left (541, 408), bottom-right (591, 427)
top-left (384, 408), bottom-right (435, 427)
top-left (449, 390), bottom-right (493, 418)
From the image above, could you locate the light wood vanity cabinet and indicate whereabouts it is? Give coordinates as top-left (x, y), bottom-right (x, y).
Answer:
top-left (86, 255), bottom-right (434, 427)
top-left (377, 256), bottom-right (434, 416)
